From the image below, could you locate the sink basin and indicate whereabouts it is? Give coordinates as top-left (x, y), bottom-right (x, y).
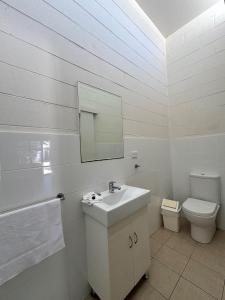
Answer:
top-left (82, 185), bottom-right (150, 227)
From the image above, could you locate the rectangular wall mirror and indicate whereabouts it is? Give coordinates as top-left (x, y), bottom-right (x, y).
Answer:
top-left (78, 82), bottom-right (124, 162)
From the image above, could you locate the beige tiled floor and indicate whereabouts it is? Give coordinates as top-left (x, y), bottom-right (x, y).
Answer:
top-left (89, 221), bottom-right (225, 300)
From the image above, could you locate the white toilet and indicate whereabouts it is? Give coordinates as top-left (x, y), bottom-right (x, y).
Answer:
top-left (182, 172), bottom-right (220, 243)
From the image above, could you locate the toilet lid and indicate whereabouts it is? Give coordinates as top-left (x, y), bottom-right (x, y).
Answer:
top-left (182, 198), bottom-right (218, 217)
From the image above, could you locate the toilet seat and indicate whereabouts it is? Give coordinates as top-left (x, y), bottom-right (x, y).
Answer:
top-left (183, 198), bottom-right (218, 217)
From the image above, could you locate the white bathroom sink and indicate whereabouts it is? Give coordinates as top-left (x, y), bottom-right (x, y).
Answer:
top-left (82, 185), bottom-right (150, 227)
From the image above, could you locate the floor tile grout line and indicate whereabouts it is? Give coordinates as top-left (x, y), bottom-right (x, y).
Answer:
top-left (180, 250), bottom-right (192, 276)
top-left (150, 236), bottom-right (164, 256)
top-left (172, 231), bottom-right (225, 299)
top-left (151, 229), bottom-right (173, 245)
top-left (190, 243), bottom-right (225, 279)
top-left (168, 249), bottom-right (192, 299)
top-left (159, 241), bottom-right (192, 258)
top-left (153, 256), bottom-right (183, 276)
top-left (151, 227), bottom-right (225, 300)
top-left (148, 284), bottom-right (169, 300)
top-left (153, 242), bottom-right (190, 276)
top-left (182, 249), bottom-right (223, 298)
top-left (150, 232), bottom-right (173, 258)
top-left (190, 256), bottom-right (225, 280)
top-left (149, 284), bottom-right (168, 300)
top-left (164, 227), bottom-right (199, 254)
top-left (180, 275), bottom-right (218, 300)
top-left (149, 230), bottom-right (177, 299)
top-left (183, 239), bottom-right (225, 300)
top-left (165, 245), bottom-right (196, 258)
top-left (150, 256), bottom-right (180, 299)
top-left (168, 270), bottom-right (182, 299)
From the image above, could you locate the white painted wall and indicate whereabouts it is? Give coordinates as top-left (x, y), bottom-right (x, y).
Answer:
top-left (125, 137), bottom-right (172, 235)
top-left (0, 1), bottom-right (170, 299)
top-left (167, 2), bottom-right (225, 229)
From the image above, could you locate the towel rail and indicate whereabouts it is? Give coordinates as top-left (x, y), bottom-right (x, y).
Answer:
top-left (56, 193), bottom-right (65, 201)
top-left (0, 193), bottom-right (65, 216)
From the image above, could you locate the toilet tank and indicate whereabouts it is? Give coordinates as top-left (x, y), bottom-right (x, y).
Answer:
top-left (190, 172), bottom-right (220, 204)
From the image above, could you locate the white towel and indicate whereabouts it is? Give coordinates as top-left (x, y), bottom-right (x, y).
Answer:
top-left (0, 198), bottom-right (65, 286)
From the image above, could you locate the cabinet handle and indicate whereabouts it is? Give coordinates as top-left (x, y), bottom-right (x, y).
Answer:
top-left (133, 232), bottom-right (138, 244)
top-left (128, 235), bottom-right (133, 248)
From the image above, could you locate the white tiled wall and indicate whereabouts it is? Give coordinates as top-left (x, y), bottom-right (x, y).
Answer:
top-left (0, 1), bottom-right (170, 299)
top-left (167, 1), bottom-right (225, 137)
top-left (0, 133), bottom-right (172, 300)
top-left (125, 137), bottom-right (172, 235)
top-left (167, 1), bottom-right (225, 230)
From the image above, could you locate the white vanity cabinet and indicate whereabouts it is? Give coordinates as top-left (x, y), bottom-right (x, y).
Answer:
top-left (85, 206), bottom-right (150, 300)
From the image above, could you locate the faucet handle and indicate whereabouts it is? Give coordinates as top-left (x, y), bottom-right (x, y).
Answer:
top-left (109, 180), bottom-right (116, 184)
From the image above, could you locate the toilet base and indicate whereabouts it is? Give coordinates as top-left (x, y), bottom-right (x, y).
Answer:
top-left (191, 223), bottom-right (216, 243)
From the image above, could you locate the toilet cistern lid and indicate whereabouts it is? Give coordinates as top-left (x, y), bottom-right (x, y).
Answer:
top-left (182, 198), bottom-right (218, 217)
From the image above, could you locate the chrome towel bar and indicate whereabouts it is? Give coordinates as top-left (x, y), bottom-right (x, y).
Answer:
top-left (0, 193), bottom-right (65, 216)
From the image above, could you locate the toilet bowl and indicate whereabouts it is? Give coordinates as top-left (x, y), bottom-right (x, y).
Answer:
top-left (182, 198), bottom-right (220, 243)
top-left (182, 172), bottom-right (220, 243)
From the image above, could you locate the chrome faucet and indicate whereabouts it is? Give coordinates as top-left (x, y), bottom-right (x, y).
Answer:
top-left (109, 181), bottom-right (121, 193)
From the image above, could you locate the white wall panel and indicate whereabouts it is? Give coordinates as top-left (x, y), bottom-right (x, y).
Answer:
top-left (0, 93), bottom-right (77, 131)
top-left (71, 0), bottom-right (165, 75)
top-left (46, 0), bottom-right (166, 80)
top-left (1, 1), bottom-right (168, 102)
top-left (0, 0), bottom-right (169, 299)
top-left (123, 104), bottom-right (168, 127)
top-left (124, 119), bottom-right (168, 138)
top-left (168, 2), bottom-right (225, 230)
top-left (96, 0), bottom-right (166, 67)
top-left (112, 0), bottom-right (166, 55)
top-left (0, 61), bottom-right (76, 107)
top-left (167, 2), bottom-right (225, 136)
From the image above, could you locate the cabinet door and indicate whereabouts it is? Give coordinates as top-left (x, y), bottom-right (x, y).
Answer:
top-left (108, 219), bottom-right (134, 300)
top-left (132, 208), bottom-right (150, 285)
